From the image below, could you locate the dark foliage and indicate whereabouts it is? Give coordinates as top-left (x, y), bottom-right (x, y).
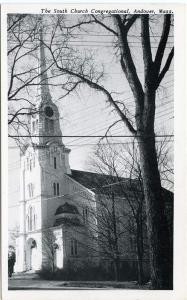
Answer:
top-left (37, 260), bottom-right (150, 282)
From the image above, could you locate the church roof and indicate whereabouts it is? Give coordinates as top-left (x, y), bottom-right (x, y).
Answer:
top-left (68, 169), bottom-right (174, 201)
top-left (68, 169), bottom-right (141, 197)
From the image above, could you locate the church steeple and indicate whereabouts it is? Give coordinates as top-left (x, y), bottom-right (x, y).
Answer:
top-left (39, 28), bottom-right (52, 104)
top-left (30, 25), bottom-right (64, 146)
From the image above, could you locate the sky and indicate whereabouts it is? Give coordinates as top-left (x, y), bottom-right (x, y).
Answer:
top-left (8, 14), bottom-right (174, 234)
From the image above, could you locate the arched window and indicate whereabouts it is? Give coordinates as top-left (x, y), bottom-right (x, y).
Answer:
top-left (53, 182), bottom-right (60, 196)
top-left (27, 183), bottom-right (34, 198)
top-left (83, 207), bottom-right (88, 224)
top-left (27, 206), bottom-right (36, 231)
top-left (30, 159), bottom-right (32, 171)
top-left (36, 119), bottom-right (38, 130)
top-left (54, 157), bottom-right (57, 169)
top-left (57, 183), bottom-right (59, 196)
top-left (53, 183), bottom-right (56, 196)
top-left (32, 121), bottom-right (36, 132)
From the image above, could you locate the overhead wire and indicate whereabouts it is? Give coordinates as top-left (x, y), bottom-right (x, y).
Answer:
top-left (8, 90), bottom-right (173, 142)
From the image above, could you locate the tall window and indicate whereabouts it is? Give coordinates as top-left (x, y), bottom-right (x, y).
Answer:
top-left (28, 183), bottom-right (34, 198)
top-left (57, 183), bottom-right (59, 195)
top-left (53, 183), bottom-right (56, 196)
top-left (34, 214), bottom-right (36, 229)
top-left (32, 121), bottom-right (36, 132)
top-left (30, 159), bottom-right (32, 171)
top-left (27, 206), bottom-right (36, 231)
top-left (83, 207), bottom-right (88, 224)
top-left (53, 183), bottom-right (60, 196)
top-left (54, 157), bottom-right (56, 169)
top-left (71, 239), bottom-right (78, 256)
top-left (36, 119), bottom-right (38, 130)
top-left (28, 184), bottom-right (30, 198)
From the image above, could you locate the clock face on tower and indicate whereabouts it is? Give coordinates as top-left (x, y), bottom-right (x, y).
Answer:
top-left (44, 106), bottom-right (54, 118)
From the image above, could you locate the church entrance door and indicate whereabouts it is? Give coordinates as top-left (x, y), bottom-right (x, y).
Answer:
top-left (26, 238), bottom-right (37, 271)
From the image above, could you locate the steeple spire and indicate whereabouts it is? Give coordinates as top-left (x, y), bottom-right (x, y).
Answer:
top-left (39, 26), bottom-right (52, 103)
top-left (32, 18), bottom-right (65, 147)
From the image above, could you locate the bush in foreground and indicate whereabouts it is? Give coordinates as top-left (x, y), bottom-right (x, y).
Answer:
top-left (37, 261), bottom-right (145, 282)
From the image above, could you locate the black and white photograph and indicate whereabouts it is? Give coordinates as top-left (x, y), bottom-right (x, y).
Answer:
top-left (1, 4), bottom-right (186, 298)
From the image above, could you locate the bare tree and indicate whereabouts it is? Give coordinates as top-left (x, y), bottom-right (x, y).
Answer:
top-left (8, 15), bottom-right (39, 131)
top-left (118, 137), bottom-right (173, 284)
top-left (156, 136), bottom-right (174, 191)
top-left (8, 14), bottom-right (84, 149)
top-left (88, 136), bottom-right (173, 285)
top-left (43, 14), bottom-right (174, 289)
top-left (42, 229), bottom-right (57, 273)
top-left (8, 14), bottom-right (174, 288)
top-left (89, 144), bottom-right (147, 284)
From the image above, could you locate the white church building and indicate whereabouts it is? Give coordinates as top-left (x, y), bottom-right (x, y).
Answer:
top-left (14, 30), bottom-right (173, 276)
top-left (14, 33), bottom-right (100, 272)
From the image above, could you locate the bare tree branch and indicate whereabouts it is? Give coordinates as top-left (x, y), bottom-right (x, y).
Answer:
top-left (156, 47), bottom-right (174, 88)
top-left (154, 15), bottom-right (172, 74)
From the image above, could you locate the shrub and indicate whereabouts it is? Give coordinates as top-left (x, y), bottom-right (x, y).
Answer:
top-left (38, 264), bottom-right (113, 281)
top-left (37, 267), bottom-right (55, 280)
top-left (38, 261), bottom-right (142, 281)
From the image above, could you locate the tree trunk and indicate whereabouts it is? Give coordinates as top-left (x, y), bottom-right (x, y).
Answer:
top-left (112, 192), bottom-right (120, 281)
top-left (137, 133), bottom-right (173, 289)
top-left (113, 258), bottom-right (120, 281)
top-left (136, 208), bottom-right (145, 285)
top-left (137, 253), bottom-right (144, 285)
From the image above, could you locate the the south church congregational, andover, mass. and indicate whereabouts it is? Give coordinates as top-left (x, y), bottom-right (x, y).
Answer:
top-left (14, 30), bottom-right (173, 278)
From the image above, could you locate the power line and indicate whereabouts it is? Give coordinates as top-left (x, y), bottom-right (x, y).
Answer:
top-left (42, 32), bottom-right (174, 38)
top-left (8, 89), bottom-right (173, 148)
top-left (44, 43), bottom-right (174, 49)
top-left (58, 91), bottom-right (173, 129)
top-left (8, 112), bottom-right (173, 148)
top-left (10, 29), bottom-right (174, 38)
top-left (57, 101), bottom-right (173, 141)
top-left (155, 110), bottom-right (174, 120)
top-left (66, 105), bottom-right (173, 143)
top-left (64, 90), bottom-right (173, 123)
top-left (8, 134), bottom-right (174, 138)
top-left (8, 139), bottom-right (174, 151)
top-left (9, 40), bottom-right (174, 49)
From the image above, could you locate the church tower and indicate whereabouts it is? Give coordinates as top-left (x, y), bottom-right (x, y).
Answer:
top-left (30, 28), bottom-right (63, 146)
top-left (15, 28), bottom-right (71, 272)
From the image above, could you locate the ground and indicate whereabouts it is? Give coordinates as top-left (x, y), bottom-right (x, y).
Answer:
top-left (8, 273), bottom-right (151, 290)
